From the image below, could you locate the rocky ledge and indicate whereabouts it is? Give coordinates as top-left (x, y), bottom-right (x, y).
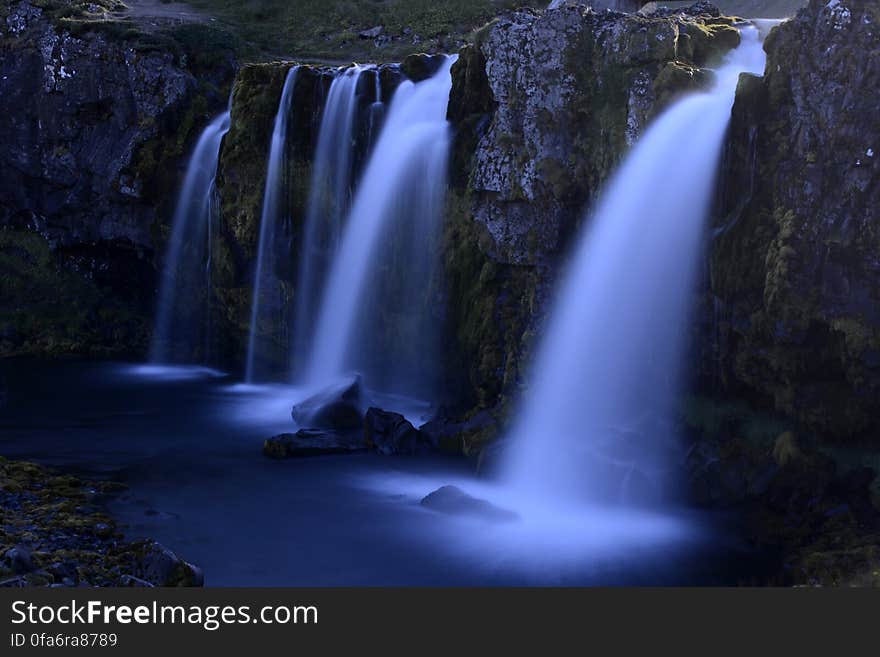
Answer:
top-left (0, 456), bottom-right (202, 587)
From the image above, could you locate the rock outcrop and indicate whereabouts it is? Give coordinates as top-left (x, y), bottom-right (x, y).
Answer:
top-left (0, 1), bottom-right (234, 358)
top-left (708, 0), bottom-right (880, 444)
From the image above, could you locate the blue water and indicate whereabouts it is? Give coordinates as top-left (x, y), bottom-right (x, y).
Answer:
top-left (0, 360), bottom-right (770, 585)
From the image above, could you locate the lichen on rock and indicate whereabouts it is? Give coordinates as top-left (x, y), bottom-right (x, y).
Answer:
top-left (708, 0), bottom-right (880, 445)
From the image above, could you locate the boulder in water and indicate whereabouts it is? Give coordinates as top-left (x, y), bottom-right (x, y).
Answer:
top-left (364, 407), bottom-right (433, 455)
top-left (291, 375), bottom-right (365, 431)
top-left (264, 430), bottom-right (368, 458)
top-left (420, 485), bottom-right (519, 523)
top-left (118, 540), bottom-right (203, 587)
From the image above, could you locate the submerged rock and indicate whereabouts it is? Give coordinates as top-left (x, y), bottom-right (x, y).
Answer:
top-left (420, 485), bottom-right (519, 523)
top-left (364, 407), bottom-right (433, 455)
top-left (291, 375), bottom-right (366, 431)
top-left (263, 430), bottom-right (368, 458)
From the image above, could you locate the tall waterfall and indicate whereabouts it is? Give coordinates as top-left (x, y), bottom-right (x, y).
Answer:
top-left (150, 106), bottom-right (231, 365)
top-left (292, 65), bottom-right (372, 375)
top-left (245, 66), bottom-right (301, 382)
top-left (501, 28), bottom-right (767, 508)
top-left (304, 57), bottom-right (455, 392)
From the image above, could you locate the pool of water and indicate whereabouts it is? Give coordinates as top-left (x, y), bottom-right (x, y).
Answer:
top-left (0, 359), bottom-right (770, 585)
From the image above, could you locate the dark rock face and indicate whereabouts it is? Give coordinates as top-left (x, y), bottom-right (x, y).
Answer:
top-left (364, 407), bottom-right (433, 455)
top-left (420, 485), bottom-right (519, 523)
top-left (708, 0), bottom-right (880, 444)
top-left (263, 430), bottom-right (368, 458)
top-left (0, 1), bottom-right (235, 359)
top-left (291, 375), bottom-right (366, 431)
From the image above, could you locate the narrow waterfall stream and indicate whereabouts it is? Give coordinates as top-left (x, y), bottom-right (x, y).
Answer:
top-left (245, 66), bottom-right (301, 382)
top-left (150, 107), bottom-right (231, 366)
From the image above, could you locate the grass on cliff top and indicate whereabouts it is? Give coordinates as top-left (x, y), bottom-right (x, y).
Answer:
top-left (181, 0), bottom-right (545, 61)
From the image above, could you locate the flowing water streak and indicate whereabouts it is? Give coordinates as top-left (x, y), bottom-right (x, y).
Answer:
top-left (304, 57), bottom-right (456, 387)
top-left (292, 65), bottom-right (370, 374)
top-left (245, 66), bottom-right (301, 382)
top-left (150, 106), bottom-right (231, 364)
top-left (501, 27), bottom-right (768, 509)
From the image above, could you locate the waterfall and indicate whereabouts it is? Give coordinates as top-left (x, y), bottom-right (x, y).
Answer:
top-left (303, 57), bottom-right (456, 392)
top-left (244, 67), bottom-right (301, 382)
top-left (150, 106), bottom-right (231, 365)
top-left (501, 28), bottom-right (767, 508)
top-left (292, 65), bottom-right (371, 375)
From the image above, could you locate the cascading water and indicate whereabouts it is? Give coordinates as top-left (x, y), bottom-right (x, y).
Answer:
top-left (150, 106), bottom-right (231, 365)
top-left (303, 57), bottom-right (456, 392)
top-left (292, 65), bottom-right (371, 374)
top-left (245, 66), bottom-right (301, 382)
top-left (500, 27), bottom-right (767, 510)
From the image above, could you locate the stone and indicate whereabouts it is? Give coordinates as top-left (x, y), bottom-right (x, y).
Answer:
top-left (120, 540), bottom-right (204, 587)
top-left (400, 53), bottom-right (447, 82)
top-left (118, 574), bottom-right (155, 587)
top-left (263, 430), bottom-right (368, 458)
top-left (420, 485), bottom-right (519, 522)
top-left (364, 408), bottom-right (433, 455)
top-left (2, 545), bottom-right (34, 574)
top-left (291, 375), bottom-right (366, 431)
top-left (359, 26), bottom-right (383, 39)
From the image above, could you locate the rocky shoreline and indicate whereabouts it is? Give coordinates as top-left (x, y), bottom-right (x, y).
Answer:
top-left (0, 456), bottom-right (202, 587)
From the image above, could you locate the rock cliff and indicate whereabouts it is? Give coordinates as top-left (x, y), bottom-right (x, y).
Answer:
top-left (708, 0), bottom-right (880, 445)
top-left (0, 0), bottom-right (234, 357)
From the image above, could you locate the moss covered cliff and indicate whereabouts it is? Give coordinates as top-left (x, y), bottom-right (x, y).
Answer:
top-left (0, 0), bottom-right (235, 359)
top-left (708, 0), bottom-right (880, 446)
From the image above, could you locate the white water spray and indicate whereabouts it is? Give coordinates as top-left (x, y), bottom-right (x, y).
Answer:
top-left (292, 66), bottom-right (371, 375)
top-left (151, 106), bottom-right (230, 365)
top-left (303, 57), bottom-right (456, 388)
top-left (245, 66), bottom-right (300, 382)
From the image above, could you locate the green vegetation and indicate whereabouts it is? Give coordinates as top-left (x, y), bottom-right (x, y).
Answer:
top-left (0, 229), bottom-right (150, 358)
top-left (645, 1), bottom-right (806, 17)
top-left (181, 0), bottom-right (545, 61)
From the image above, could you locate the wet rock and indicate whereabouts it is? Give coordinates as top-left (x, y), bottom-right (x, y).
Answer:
top-left (420, 410), bottom-right (497, 454)
top-left (46, 561), bottom-right (79, 585)
top-left (119, 540), bottom-right (204, 587)
top-left (117, 574), bottom-right (155, 587)
top-left (263, 430), bottom-right (368, 458)
top-left (420, 485), bottom-right (519, 523)
top-left (0, 576), bottom-right (27, 588)
top-left (364, 408), bottom-right (433, 455)
top-left (2, 545), bottom-right (34, 574)
top-left (400, 53), bottom-right (447, 82)
top-left (291, 375), bottom-right (366, 431)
